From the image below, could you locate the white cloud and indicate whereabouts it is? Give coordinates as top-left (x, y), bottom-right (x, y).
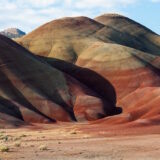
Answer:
top-left (74, 0), bottom-right (137, 9)
top-left (0, 0), bottom-right (138, 32)
top-left (151, 0), bottom-right (160, 2)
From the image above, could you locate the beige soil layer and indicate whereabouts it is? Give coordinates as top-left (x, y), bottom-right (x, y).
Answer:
top-left (0, 124), bottom-right (160, 160)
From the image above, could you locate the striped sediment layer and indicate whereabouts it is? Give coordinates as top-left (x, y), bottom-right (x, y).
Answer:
top-left (2, 14), bottom-right (160, 129)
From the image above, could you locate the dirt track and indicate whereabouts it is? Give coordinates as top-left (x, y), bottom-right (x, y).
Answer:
top-left (0, 124), bottom-right (160, 160)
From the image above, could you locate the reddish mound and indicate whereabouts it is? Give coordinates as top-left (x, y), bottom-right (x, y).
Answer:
top-left (6, 14), bottom-right (160, 130)
top-left (0, 35), bottom-right (119, 127)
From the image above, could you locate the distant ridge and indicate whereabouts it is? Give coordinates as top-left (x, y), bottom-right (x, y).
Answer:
top-left (0, 28), bottom-right (26, 39)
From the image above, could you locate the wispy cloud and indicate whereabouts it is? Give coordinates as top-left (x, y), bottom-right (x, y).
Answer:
top-left (0, 0), bottom-right (155, 32)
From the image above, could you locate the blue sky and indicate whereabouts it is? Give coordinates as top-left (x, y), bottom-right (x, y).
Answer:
top-left (0, 0), bottom-right (160, 34)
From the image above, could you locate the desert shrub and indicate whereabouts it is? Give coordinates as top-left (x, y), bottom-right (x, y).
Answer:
top-left (0, 145), bottom-right (9, 152)
top-left (15, 142), bottom-right (21, 147)
top-left (19, 134), bottom-right (27, 138)
top-left (0, 135), bottom-right (9, 141)
top-left (70, 131), bottom-right (77, 135)
top-left (39, 145), bottom-right (48, 151)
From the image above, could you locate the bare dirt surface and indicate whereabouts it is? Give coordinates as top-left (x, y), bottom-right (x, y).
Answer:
top-left (0, 123), bottom-right (160, 160)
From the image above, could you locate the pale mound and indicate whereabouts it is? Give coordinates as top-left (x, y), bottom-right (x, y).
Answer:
top-left (17, 17), bottom-right (103, 62)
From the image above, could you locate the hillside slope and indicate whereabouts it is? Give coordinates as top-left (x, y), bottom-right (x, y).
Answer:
top-left (94, 14), bottom-right (160, 55)
top-left (0, 35), bottom-right (120, 128)
top-left (16, 14), bottom-right (160, 128)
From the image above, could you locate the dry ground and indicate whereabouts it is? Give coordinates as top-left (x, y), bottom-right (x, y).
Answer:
top-left (0, 123), bottom-right (160, 160)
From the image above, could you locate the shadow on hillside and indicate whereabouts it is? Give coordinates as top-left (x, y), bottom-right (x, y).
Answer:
top-left (0, 96), bottom-right (24, 121)
top-left (38, 56), bottom-right (122, 117)
top-left (0, 35), bottom-right (77, 122)
top-left (96, 25), bottom-right (160, 56)
top-left (0, 34), bottom-right (122, 122)
top-left (0, 69), bottom-right (56, 122)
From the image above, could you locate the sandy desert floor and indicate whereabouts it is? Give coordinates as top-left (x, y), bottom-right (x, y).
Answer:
top-left (0, 123), bottom-right (160, 160)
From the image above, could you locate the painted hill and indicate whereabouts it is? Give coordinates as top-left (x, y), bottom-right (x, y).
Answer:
top-left (16, 14), bottom-right (160, 129)
top-left (0, 34), bottom-right (120, 128)
top-left (94, 14), bottom-right (160, 55)
top-left (17, 16), bottom-right (103, 62)
top-left (0, 28), bottom-right (25, 39)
